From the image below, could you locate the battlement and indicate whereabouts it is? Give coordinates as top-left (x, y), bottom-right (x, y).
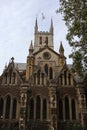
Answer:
top-left (36, 31), bottom-right (52, 35)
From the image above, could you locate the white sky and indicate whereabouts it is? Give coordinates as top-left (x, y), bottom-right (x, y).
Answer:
top-left (0, 0), bottom-right (72, 75)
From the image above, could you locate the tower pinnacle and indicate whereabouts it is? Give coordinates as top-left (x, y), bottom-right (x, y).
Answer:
top-left (59, 41), bottom-right (64, 56)
top-left (50, 18), bottom-right (53, 34)
top-left (29, 40), bottom-right (34, 56)
top-left (35, 18), bottom-right (38, 34)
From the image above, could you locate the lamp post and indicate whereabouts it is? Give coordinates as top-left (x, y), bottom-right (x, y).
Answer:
top-left (56, 87), bottom-right (60, 130)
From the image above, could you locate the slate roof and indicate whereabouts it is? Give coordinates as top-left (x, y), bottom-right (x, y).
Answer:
top-left (15, 63), bottom-right (26, 71)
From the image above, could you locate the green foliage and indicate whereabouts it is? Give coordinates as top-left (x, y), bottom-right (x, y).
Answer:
top-left (72, 51), bottom-right (83, 76)
top-left (58, 0), bottom-right (87, 76)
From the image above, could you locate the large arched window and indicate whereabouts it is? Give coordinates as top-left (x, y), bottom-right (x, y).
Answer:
top-left (68, 73), bottom-right (71, 85)
top-left (42, 73), bottom-right (44, 85)
top-left (36, 96), bottom-right (41, 119)
top-left (43, 99), bottom-right (47, 119)
top-left (49, 67), bottom-right (53, 79)
top-left (12, 98), bottom-right (17, 119)
top-left (39, 36), bottom-right (42, 44)
top-left (71, 99), bottom-right (76, 120)
top-left (44, 64), bottom-right (48, 76)
top-left (5, 95), bottom-right (11, 119)
top-left (13, 73), bottom-right (16, 84)
top-left (0, 98), bottom-right (4, 117)
top-left (30, 98), bottom-right (34, 119)
top-left (65, 96), bottom-right (69, 120)
top-left (59, 99), bottom-right (63, 120)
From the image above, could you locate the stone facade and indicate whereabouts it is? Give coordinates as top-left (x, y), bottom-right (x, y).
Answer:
top-left (0, 19), bottom-right (87, 130)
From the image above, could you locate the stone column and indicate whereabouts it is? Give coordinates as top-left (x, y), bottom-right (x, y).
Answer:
top-left (3, 98), bottom-right (6, 119)
top-left (19, 85), bottom-right (28, 130)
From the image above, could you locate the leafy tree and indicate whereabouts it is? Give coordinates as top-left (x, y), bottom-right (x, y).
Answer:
top-left (58, 0), bottom-right (87, 76)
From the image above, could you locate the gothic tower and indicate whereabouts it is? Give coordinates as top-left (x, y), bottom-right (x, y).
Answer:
top-left (34, 18), bottom-right (54, 52)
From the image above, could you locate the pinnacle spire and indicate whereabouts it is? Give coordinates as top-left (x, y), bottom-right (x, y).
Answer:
top-left (59, 41), bottom-right (64, 55)
top-left (50, 18), bottom-right (53, 34)
top-left (35, 18), bottom-right (38, 34)
top-left (29, 40), bottom-right (33, 50)
top-left (29, 40), bottom-right (34, 56)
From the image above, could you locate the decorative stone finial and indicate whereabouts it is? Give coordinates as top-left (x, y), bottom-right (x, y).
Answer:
top-left (11, 57), bottom-right (14, 62)
top-left (59, 41), bottom-right (64, 53)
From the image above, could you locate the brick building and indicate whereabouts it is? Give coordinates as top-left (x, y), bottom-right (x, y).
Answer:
top-left (0, 19), bottom-right (87, 130)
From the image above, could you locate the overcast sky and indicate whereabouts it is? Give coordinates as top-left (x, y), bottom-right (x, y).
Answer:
top-left (0, 0), bottom-right (72, 75)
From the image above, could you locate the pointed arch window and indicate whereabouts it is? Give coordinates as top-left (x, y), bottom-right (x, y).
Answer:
top-left (65, 96), bottom-right (69, 120)
top-left (44, 64), bottom-right (48, 76)
top-left (12, 98), bottom-right (17, 119)
top-left (59, 99), bottom-right (63, 120)
top-left (64, 71), bottom-right (67, 85)
top-left (37, 70), bottom-right (40, 85)
top-left (71, 99), bottom-right (76, 120)
top-left (13, 73), bottom-right (16, 84)
top-left (5, 95), bottom-right (11, 119)
top-left (30, 98), bottom-right (34, 119)
top-left (9, 69), bottom-right (12, 84)
top-left (68, 73), bottom-right (71, 85)
top-left (45, 37), bottom-right (48, 45)
top-left (49, 67), bottom-right (53, 79)
top-left (39, 37), bottom-right (42, 44)
top-left (60, 74), bottom-right (63, 85)
top-left (36, 96), bottom-right (41, 119)
top-left (0, 98), bottom-right (4, 118)
top-left (42, 73), bottom-right (44, 85)
top-left (43, 99), bottom-right (47, 119)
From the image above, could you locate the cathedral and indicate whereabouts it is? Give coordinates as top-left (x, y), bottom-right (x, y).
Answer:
top-left (0, 19), bottom-right (87, 130)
